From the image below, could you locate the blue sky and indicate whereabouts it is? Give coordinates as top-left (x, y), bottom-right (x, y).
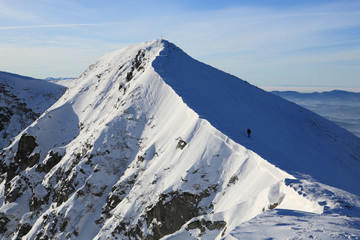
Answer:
top-left (0, 0), bottom-right (359, 91)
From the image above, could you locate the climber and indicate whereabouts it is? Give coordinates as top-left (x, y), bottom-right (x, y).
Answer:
top-left (247, 128), bottom-right (251, 138)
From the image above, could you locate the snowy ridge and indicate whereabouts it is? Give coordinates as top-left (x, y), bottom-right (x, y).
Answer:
top-left (0, 40), bottom-right (359, 239)
top-left (0, 71), bottom-right (66, 149)
top-left (152, 42), bottom-right (360, 196)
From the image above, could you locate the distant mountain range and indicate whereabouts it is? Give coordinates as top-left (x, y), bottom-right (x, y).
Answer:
top-left (272, 90), bottom-right (360, 138)
top-left (1, 40), bottom-right (359, 239)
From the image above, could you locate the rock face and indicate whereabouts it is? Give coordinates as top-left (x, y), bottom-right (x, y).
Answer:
top-left (0, 40), bottom-right (359, 239)
top-left (15, 135), bottom-right (38, 170)
top-left (146, 188), bottom-right (216, 239)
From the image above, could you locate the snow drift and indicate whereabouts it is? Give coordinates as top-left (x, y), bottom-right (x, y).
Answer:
top-left (0, 40), bottom-right (359, 239)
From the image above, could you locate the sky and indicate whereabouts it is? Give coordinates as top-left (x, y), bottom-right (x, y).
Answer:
top-left (0, 0), bottom-right (360, 91)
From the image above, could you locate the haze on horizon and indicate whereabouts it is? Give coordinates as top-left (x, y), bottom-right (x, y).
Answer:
top-left (0, 0), bottom-right (359, 91)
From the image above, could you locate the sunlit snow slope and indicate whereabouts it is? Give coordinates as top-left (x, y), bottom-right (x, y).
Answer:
top-left (0, 40), bottom-right (359, 239)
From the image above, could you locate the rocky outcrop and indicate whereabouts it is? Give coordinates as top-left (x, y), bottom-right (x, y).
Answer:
top-left (1, 134), bottom-right (39, 181)
top-left (16, 135), bottom-right (38, 168)
top-left (36, 151), bottom-right (63, 173)
top-left (0, 213), bottom-right (10, 234)
top-left (145, 186), bottom-right (217, 240)
top-left (187, 218), bottom-right (226, 237)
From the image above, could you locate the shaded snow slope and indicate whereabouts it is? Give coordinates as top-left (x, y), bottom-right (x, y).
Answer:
top-left (0, 71), bottom-right (66, 150)
top-left (153, 43), bottom-right (360, 196)
top-left (0, 40), bottom-right (359, 239)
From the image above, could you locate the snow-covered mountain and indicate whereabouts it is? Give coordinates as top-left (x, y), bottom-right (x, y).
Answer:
top-left (0, 71), bottom-right (66, 150)
top-left (272, 90), bottom-right (360, 138)
top-left (0, 40), bottom-right (359, 239)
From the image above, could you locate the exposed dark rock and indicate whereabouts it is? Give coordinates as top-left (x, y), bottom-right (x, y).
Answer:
top-left (188, 218), bottom-right (226, 231)
top-left (5, 189), bottom-right (21, 203)
top-left (125, 50), bottom-right (146, 83)
top-left (0, 213), bottom-right (10, 234)
top-left (186, 218), bottom-right (226, 237)
top-left (29, 196), bottom-right (45, 211)
top-left (112, 219), bottom-right (144, 239)
top-left (14, 134), bottom-right (38, 173)
top-left (5, 178), bottom-right (24, 203)
top-left (228, 175), bottom-right (238, 186)
top-left (137, 155), bottom-right (145, 162)
top-left (17, 135), bottom-right (37, 157)
top-left (145, 187), bottom-right (216, 240)
top-left (177, 139), bottom-right (187, 150)
top-left (187, 219), bottom-right (201, 230)
top-left (102, 173), bottom-right (138, 218)
top-left (2, 162), bottom-right (18, 182)
top-left (0, 107), bottom-right (13, 132)
top-left (59, 218), bottom-right (68, 232)
top-left (35, 231), bottom-right (49, 240)
top-left (29, 189), bottom-right (50, 212)
top-left (32, 211), bottom-right (68, 240)
top-left (17, 223), bottom-right (32, 238)
top-left (53, 170), bottom-right (77, 206)
top-left (269, 202), bottom-right (279, 210)
top-left (53, 182), bottom-right (75, 207)
top-left (134, 50), bottom-right (145, 69)
top-left (37, 151), bottom-right (63, 173)
top-left (49, 217), bottom-right (59, 236)
top-left (126, 69), bottom-right (134, 82)
top-left (29, 153), bottom-right (40, 168)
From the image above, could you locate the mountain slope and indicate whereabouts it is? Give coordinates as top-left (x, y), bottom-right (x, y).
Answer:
top-left (152, 43), bottom-right (360, 196)
top-left (0, 40), bottom-right (359, 239)
top-left (0, 71), bottom-right (66, 150)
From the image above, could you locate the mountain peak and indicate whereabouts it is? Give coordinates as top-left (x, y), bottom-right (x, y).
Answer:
top-left (1, 40), bottom-right (359, 239)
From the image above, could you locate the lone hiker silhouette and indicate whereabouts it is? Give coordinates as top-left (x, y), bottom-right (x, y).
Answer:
top-left (247, 128), bottom-right (251, 138)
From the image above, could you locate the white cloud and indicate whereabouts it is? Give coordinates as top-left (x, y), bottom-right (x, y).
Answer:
top-left (0, 22), bottom-right (124, 30)
top-left (0, 0), bottom-right (36, 21)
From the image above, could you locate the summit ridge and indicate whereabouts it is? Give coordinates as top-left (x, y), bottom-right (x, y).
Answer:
top-left (0, 40), bottom-right (359, 239)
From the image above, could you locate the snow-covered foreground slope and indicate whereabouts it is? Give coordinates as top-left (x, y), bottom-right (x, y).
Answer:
top-left (0, 71), bottom-right (66, 149)
top-left (0, 40), bottom-right (359, 239)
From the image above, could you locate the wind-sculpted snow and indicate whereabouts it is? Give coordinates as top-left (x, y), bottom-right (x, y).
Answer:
top-left (0, 40), bottom-right (359, 239)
